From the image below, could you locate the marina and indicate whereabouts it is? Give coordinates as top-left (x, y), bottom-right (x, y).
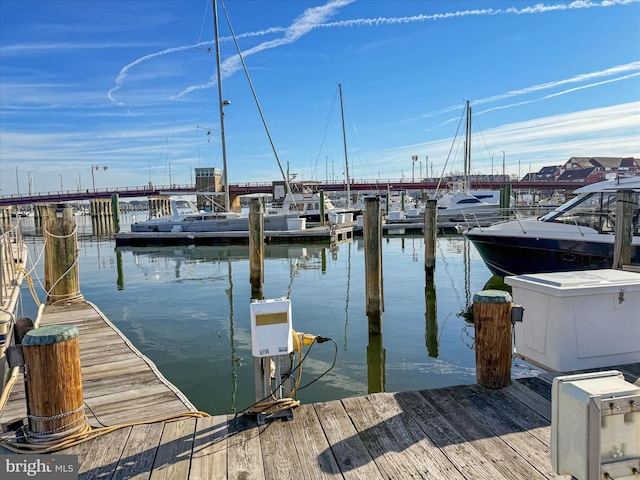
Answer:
top-left (1, 0), bottom-right (639, 477)
top-left (1, 200), bottom-right (640, 479)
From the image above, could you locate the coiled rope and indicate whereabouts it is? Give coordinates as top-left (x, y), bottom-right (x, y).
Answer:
top-left (0, 410), bottom-right (210, 454)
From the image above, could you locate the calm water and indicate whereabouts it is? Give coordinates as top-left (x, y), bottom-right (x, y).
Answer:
top-left (16, 214), bottom-right (537, 415)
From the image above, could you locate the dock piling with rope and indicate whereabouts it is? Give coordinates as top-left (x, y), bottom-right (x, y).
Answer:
top-left (44, 203), bottom-right (82, 305)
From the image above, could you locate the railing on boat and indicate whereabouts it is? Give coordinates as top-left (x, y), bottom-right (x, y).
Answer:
top-left (459, 205), bottom-right (557, 231)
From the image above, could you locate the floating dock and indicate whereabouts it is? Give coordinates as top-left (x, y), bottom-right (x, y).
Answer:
top-left (2, 300), bottom-right (639, 478)
top-left (114, 224), bottom-right (354, 246)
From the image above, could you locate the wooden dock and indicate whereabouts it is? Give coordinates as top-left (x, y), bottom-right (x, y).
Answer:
top-left (114, 224), bottom-right (354, 247)
top-left (1, 300), bottom-right (639, 479)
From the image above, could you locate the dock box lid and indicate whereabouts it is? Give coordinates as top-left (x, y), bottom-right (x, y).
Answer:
top-left (504, 269), bottom-right (640, 297)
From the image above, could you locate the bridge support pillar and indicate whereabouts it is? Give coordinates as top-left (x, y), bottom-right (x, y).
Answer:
top-left (148, 196), bottom-right (171, 218)
top-left (90, 198), bottom-right (115, 236)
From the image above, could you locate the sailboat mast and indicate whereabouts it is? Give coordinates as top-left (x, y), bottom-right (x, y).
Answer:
top-left (464, 100), bottom-right (471, 191)
top-left (338, 83), bottom-right (351, 208)
top-left (213, 0), bottom-right (230, 212)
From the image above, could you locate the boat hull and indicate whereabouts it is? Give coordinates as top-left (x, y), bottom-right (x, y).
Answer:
top-left (131, 213), bottom-right (297, 233)
top-left (466, 230), bottom-right (640, 277)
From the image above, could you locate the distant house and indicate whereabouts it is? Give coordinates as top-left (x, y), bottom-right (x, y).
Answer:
top-left (556, 167), bottom-right (596, 182)
top-left (556, 156), bottom-right (640, 182)
top-left (522, 165), bottom-right (561, 182)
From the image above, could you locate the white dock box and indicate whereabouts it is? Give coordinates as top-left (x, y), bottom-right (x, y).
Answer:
top-left (505, 269), bottom-right (640, 372)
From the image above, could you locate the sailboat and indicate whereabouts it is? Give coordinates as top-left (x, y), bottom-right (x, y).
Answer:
top-left (269, 83), bottom-right (361, 225)
top-left (130, 0), bottom-right (300, 234)
top-left (435, 100), bottom-right (503, 225)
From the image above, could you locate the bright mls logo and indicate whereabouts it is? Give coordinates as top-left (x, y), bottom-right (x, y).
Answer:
top-left (1, 455), bottom-right (78, 479)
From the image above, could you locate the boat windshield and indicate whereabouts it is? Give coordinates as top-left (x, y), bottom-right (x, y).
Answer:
top-left (539, 191), bottom-right (620, 233)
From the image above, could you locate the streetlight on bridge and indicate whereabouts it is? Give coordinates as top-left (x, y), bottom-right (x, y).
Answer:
top-left (91, 166), bottom-right (108, 192)
top-left (56, 173), bottom-right (63, 193)
top-left (411, 155), bottom-right (418, 182)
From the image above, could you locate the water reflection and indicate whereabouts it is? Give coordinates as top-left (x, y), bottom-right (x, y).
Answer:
top-left (18, 225), bottom-right (493, 413)
top-left (425, 279), bottom-right (438, 358)
top-left (367, 333), bottom-right (385, 394)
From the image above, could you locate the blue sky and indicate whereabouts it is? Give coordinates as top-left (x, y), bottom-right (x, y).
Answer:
top-left (1, 0), bottom-right (639, 195)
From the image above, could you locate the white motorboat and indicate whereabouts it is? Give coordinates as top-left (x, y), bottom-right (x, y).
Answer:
top-left (464, 176), bottom-right (640, 276)
top-left (131, 199), bottom-right (299, 233)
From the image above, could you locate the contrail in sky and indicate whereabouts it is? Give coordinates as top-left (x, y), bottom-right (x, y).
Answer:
top-left (422, 61), bottom-right (640, 121)
top-left (107, 0), bottom-right (639, 105)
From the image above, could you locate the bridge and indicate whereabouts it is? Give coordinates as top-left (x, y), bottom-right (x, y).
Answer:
top-left (0, 177), bottom-right (594, 207)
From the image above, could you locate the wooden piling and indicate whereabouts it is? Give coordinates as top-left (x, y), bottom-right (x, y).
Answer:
top-left (500, 184), bottom-right (511, 217)
top-left (473, 289), bottom-right (512, 389)
top-left (424, 199), bottom-right (437, 281)
top-left (249, 198), bottom-right (264, 299)
top-left (44, 203), bottom-right (82, 305)
top-left (0, 206), bottom-right (11, 232)
top-left (320, 191), bottom-right (326, 226)
top-left (15, 317), bottom-right (34, 345)
top-left (111, 193), bottom-right (120, 232)
top-left (22, 324), bottom-right (86, 441)
top-left (613, 189), bottom-right (635, 269)
top-left (364, 197), bottom-right (383, 333)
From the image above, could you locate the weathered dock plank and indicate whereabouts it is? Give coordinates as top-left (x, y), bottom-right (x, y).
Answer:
top-left (313, 400), bottom-right (383, 479)
top-left (189, 414), bottom-right (228, 480)
top-left (365, 392), bottom-right (468, 479)
top-left (226, 414), bottom-right (266, 480)
top-left (150, 418), bottom-right (196, 480)
top-left (420, 387), bottom-right (552, 480)
top-left (287, 405), bottom-right (343, 479)
top-left (112, 423), bottom-right (164, 480)
top-left (395, 390), bottom-right (508, 480)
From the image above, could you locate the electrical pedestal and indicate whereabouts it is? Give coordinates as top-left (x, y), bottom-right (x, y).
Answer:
top-left (250, 298), bottom-right (295, 425)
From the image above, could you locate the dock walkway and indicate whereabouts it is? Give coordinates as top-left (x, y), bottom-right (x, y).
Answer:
top-left (1, 301), bottom-right (639, 479)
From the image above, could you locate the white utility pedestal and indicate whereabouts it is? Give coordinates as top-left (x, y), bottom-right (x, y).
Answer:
top-left (552, 370), bottom-right (640, 480)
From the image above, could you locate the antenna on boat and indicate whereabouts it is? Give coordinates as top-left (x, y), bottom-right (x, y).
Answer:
top-left (213, 0), bottom-right (230, 212)
top-left (464, 100), bottom-right (471, 192)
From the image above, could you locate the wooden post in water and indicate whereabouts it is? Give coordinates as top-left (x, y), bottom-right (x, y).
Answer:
top-left (22, 325), bottom-right (86, 441)
top-left (319, 191), bottom-right (326, 226)
top-left (44, 203), bottom-right (82, 305)
top-left (0, 206), bottom-right (11, 232)
top-left (364, 197), bottom-right (383, 333)
top-left (613, 189), bottom-right (635, 269)
top-left (500, 184), bottom-right (511, 218)
top-left (249, 198), bottom-right (264, 299)
top-left (111, 193), bottom-right (120, 232)
top-left (424, 199), bottom-right (437, 281)
top-left (473, 290), bottom-right (512, 389)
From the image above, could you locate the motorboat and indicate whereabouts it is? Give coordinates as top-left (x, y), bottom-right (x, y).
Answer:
top-left (131, 199), bottom-right (299, 233)
top-left (269, 182), bottom-right (359, 224)
top-left (464, 176), bottom-right (640, 277)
